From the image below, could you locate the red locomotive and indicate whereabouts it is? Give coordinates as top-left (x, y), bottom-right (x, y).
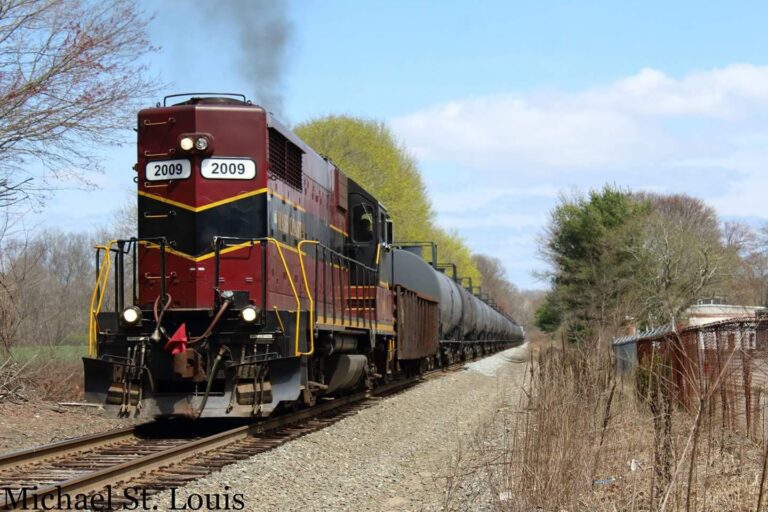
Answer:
top-left (83, 94), bottom-right (524, 418)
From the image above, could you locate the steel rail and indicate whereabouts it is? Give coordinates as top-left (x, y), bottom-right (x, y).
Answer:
top-left (0, 426), bottom-right (137, 473)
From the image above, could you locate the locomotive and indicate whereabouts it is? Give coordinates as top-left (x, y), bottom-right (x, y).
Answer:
top-left (83, 93), bottom-right (524, 418)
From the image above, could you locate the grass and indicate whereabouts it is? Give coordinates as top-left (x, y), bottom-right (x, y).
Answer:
top-left (1, 345), bottom-right (87, 402)
top-left (441, 339), bottom-right (768, 511)
top-left (10, 345), bottom-right (88, 364)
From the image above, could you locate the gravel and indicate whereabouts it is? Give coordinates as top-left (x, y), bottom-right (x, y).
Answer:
top-left (464, 342), bottom-right (530, 376)
top-left (148, 348), bottom-right (527, 512)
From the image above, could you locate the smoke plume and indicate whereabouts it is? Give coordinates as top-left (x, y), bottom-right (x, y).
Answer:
top-left (205, 0), bottom-right (292, 117)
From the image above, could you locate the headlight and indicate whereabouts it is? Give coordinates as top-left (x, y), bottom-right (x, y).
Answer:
top-left (241, 305), bottom-right (259, 323)
top-left (195, 136), bottom-right (209, 151)
top-left (122, 306), bottom-right (142, 325)
top-left (179, 137), bottom-right (194, 151)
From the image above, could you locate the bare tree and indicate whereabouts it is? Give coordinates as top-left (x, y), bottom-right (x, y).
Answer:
top-left (111, 196), bottom-right (137, 239)
top-left (630, 193), bottom-right (728, 324)
top-left (717, 221), bottom-right (768, 306)
top-left (0, 0), bottom-right (158, 206)
top-left (473, 255), bottom-right (518, 311)
top-left (472, 253), bottom-right (544, 330)
top-left (0, 229), bottom-right (95, 356)
top-left (0, 230), bottom-right (39, 357)
top-left (723, 220), bottom-right (757, 254)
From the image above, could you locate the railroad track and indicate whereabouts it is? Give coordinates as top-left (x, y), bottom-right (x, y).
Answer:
top-left (0, 362), bottom-right (470, 511)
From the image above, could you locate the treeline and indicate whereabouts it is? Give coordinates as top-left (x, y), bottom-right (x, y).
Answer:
top-left (536, 186), bottom-right (766, 343)
top-left (0, 229), bottom-right (107, 353)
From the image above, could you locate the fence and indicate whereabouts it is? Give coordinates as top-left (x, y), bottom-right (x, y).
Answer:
top-left (615, 317), bottom-right (768, 442)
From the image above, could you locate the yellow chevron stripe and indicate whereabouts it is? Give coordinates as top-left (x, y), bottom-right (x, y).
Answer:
top-left (138, 188), bottom-right (269, 212)
top-left (139, 188), bottom-right (312, 216)
top-left (141, 239), bottom-right (305, 262)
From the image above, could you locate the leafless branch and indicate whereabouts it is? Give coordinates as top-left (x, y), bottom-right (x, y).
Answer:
top-left (0, 0), bottom-right (159, 206)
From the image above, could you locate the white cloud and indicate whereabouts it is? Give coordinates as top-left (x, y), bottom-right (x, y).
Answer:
top-left (583, 65), bottom-right (768, 118)
top-left (393, 94), bottom-right (668, 169)
top-left (392, 64), bottom-right (768, 172)
top-left (390, 64), bottom-right (768, 288)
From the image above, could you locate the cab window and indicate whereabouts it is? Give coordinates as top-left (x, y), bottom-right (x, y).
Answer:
top-left (352, 204), bottom-right (374, 243)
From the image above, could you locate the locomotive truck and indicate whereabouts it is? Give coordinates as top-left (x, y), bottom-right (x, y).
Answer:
top-left (83, 93), bottom-right (524, 418)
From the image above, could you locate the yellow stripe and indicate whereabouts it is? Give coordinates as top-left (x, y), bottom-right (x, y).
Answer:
top-left (88, 241), bottom-right (117, 357)
top-left (270, 191), bottom-right (306, 212)
top-left (315, 317), bottom-right (395, 332)
top-left (141, 239), bottom-right (305, 262)
top-left (266, 239), bottom-right (303, 357)
top-left (138, 188), bottom-right (269, 213)
top-left (329, 224), bottom-right (348, 236)
top-left (297, 240), bottom-right (319, 356)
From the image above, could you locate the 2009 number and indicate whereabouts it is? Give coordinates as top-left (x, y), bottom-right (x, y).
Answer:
top-left (201, 158), bottom-right (256, 180)
top-left (145, 159), bottom-right (191, 181)
top-left (154, 162), bottom-right (184, 176)
top-left (209, 162), bottom-right (246, 175)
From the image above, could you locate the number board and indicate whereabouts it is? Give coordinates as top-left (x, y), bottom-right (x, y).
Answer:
top-left (145, 159), bottom-right (191, 181)
top-left (201, 158), bottom-right (256, 180)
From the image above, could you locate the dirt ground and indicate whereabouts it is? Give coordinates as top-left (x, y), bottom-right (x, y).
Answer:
top-left (0, 401), bottom-right (139, 455)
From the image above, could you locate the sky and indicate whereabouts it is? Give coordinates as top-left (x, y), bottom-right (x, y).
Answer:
top-left (29, 0), bottom-right (768, 290)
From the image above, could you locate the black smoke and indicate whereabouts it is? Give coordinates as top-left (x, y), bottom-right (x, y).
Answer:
top-left (205, 0), bottom-right (293, 117)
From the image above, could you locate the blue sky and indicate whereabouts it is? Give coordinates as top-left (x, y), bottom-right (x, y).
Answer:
top-left (31, 0), bottom-right (768, 289)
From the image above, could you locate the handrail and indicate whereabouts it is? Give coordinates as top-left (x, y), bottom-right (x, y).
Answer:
top-left (267, 238), bottom-right (302, 356)
top-left (214, 237), bottom-right (303, 356)
top-left (88, 240), bottom-right (117, 357)
top-left (297, 240), bottom-right (378, 346)
top-left (297, 240), bottom-right (319, 356)
top-left (91, 234), bottom-right (383, 360)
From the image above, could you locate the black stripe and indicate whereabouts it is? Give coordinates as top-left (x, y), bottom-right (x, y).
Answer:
top-left (137, 193), bottom-right (346, 257)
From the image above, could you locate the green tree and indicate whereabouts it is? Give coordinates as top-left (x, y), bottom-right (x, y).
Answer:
top-left (536, 186), bottom-right (649, 341)
top-left (295, 115), bottom-right (480, 281)
top-left (295, 116), bottom-right (432, 241)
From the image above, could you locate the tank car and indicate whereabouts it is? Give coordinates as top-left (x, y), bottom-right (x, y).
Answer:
top-left (83, 93), bottom-right (523, 419)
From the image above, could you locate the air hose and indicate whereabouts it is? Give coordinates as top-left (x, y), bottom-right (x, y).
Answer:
top-left (189, 300), bottom-right (230, 344)
top-left (153, 293), bottom-right (172, 323)
top-left (150, 293), bottom-right (172, 342)
top-left (195, 346), bottom-right (227, 419)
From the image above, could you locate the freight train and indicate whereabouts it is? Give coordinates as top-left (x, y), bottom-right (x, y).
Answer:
top-left (83, 93), bottom-right (524, 418)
